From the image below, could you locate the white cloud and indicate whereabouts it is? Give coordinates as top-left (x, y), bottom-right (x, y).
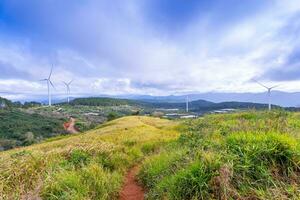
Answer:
top-left (0, 0), bottom-right (300, 100)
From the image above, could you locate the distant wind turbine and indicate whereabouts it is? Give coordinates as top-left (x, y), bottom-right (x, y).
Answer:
top-left (254, 80), bottom-right (279, 111)
top-left (40, 65), bottom-right (55, 106)
top-left (186, 95), bottom-right (189, 112)
top-left (63, 79), bottom-right (73, 103)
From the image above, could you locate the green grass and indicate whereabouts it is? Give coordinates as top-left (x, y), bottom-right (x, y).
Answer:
top-left (2, 110), bottom-right (300, 199)
top-left (138, 110), bottom-right (300, 199)
top-left (0, 116), bottom-right (180, 199)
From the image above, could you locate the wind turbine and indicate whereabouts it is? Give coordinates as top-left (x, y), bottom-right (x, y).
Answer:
top-left (40, 66), bottom-right (55, 106)
top-left (186, 95), bottom-right (189, 113)
top-left (254, 80), bottom-right (279, 111)
top-left (63, 79), bottom-right (73, 103)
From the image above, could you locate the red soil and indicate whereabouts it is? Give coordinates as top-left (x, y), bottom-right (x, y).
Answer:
top-left (119, 166), bottom-right (144, 200)
top-left (63, 117), bottom-right (78, 134)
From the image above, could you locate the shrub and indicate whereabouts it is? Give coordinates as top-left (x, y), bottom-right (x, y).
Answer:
top-left (107, 112), bottom-right (119, 121)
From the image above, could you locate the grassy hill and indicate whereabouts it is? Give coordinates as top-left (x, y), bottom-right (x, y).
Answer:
top-left (138, 111), bottom-right (300, 199)
top-left (1, 111), bottom-right (300, 199)
top-left (0, 116), bottom-right (180, 199)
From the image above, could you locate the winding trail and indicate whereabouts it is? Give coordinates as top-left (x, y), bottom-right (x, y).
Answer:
top-left (119, 166), bottom-right (144, 200)
top-left (63, 117), bottom-right (78, 134)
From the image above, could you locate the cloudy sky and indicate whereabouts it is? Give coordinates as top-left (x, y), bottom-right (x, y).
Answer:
top-left (0, 0), bottom-right (300, 100)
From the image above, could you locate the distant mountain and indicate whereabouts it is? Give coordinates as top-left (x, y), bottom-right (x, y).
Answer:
top-left (4, 91), bottom-right (300, 107)
top-left (122, 91), bottom-right (300, 107)
top-left (119, 94), bottom-right (187, 103)
top-left (4, 90), bottom-right (300, 107)
top-left (67, 97), bottom-right (276, 112)
top-left (146, 99), bottom-right (274, 112)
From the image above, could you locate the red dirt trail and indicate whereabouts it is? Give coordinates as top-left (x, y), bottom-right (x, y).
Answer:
top-left (119, 166), bottom-right (144, 200)
top-left (63, 117), bottom-right (78, 134)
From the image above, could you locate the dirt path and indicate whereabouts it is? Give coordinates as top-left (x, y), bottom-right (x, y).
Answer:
top-left (64, 117), bottom-right (78, 134)
top-left (119, 166), bottom-right (144, 200)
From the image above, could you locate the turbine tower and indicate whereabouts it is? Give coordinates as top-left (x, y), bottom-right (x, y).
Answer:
top-left (63, 79), bottom-right (73, 103)
top-left (254, 80), bottom-right (279, 111)
top-left (186, 95), bottom-right (189, 113)
top-left (40, 66), bottom-right (55, 106)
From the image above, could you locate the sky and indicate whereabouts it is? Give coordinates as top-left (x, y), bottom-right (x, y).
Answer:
top-left (0, 0), bottom-right (300, 101)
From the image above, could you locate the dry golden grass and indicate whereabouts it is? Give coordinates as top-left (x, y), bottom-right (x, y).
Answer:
top-left (0, 116), bottom-right (180, 199)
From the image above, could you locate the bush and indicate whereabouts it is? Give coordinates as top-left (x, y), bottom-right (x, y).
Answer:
top-left (107, 112), bottom-right (119, 121)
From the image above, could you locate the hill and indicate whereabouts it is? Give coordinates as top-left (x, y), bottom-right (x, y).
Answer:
top-left (0, 109), bottom-right (66, 150)
top-left (0, 97), bottom-right (13, 109)
top-left (1, 112), bottom-right (300, 199)
top-left (0, 116), bottom-right (179, 199)
top-left (121, 92), bottom-right (300, 107)
top-left (67, 97), bottom-right (276, 112)
top-left (138, 111), bottom-right (300, 199)
top-left (147, 99), bottom-right (274, 112)
top-left (68, 97), bottom-right (139, 107)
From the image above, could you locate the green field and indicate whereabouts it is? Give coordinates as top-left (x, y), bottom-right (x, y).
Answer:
top-left (1, 111), bottom-right (300, 199)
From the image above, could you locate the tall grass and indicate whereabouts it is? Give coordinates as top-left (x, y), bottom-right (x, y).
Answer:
top-left (139, 110), bottom-right (300, 199)
top-left (0, 116), bottom-right (180, 199)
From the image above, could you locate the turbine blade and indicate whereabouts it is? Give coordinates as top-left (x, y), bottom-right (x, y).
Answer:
top-left (253, 79), bottom-right (269, 89)
top-left (49, 80), bottom-right (56, 90)
top-left (62, 81), bottom-right (68, 86)
top-left (39, 79), bottom-right (47, 81)
top-left (48, 65), bottom-right (53, 79)
top-left (68, 79), bottom-right (74, 85)
top-left (270, 85), bottom-right (280, 90)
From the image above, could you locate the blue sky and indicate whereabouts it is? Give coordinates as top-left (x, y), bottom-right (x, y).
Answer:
top-left (0, 0), bottom-right (300, 100)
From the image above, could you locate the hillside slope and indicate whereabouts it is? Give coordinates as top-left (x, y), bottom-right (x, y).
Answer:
top-left (0, 116), bottom-right (180, 199)
top-left (2, 111), bottom-right (300, 199)
top-left (138, 111), bottom-right (300, 199)
top-left (0, 109), bottom-right (66, 150)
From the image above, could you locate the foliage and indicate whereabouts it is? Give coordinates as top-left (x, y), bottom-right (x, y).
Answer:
top-left (0, 109), bottom-right (66, 150)
top-left (107, 112), bottom-right (120, 121)
top-left (0, 97), bottom-right (13, 109)
top-left (69, 97), bottom-right (139, 107)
